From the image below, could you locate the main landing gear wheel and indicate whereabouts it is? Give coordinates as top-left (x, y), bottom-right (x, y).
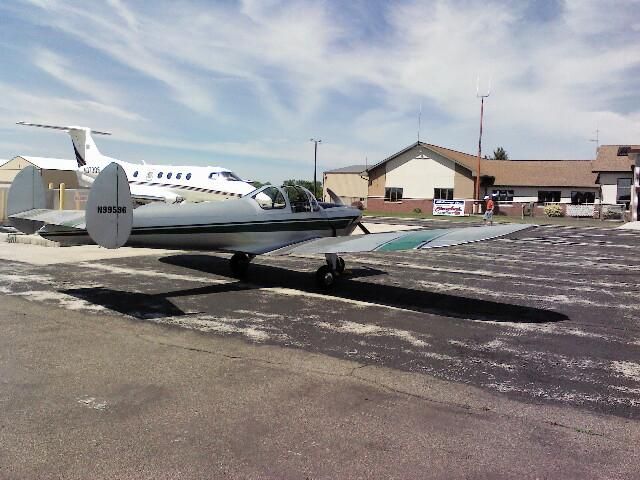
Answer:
top-left (230, 252), bottom-right (251, 277)
top-left (316, 265), bottom-right (336, 289)
top-left (326, 256), bottom-right (345, 274)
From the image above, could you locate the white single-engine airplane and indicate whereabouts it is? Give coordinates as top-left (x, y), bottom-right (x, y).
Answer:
top-left (7, 163), bottom-right (530, 288)
top-left (17, 121), bottom-right (255, 203)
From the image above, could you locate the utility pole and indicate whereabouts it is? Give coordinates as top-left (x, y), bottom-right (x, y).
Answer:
top-left (475, 77), bottom-right (491, 213)
top-left (310, 138), bottom-right (322, 199)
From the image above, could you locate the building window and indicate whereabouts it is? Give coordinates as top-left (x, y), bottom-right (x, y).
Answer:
top-left (492, 189), bottom-right (514, 202)
top-left (571, 191), bottom-right (595, 204)
top-left (617, 178), bottom-right (631, 204)
top-left (384, 187), bottom-right (403, 202)
top-left (434, 188), bottom-right (454, 200)
top-left (538, 190), bottom-right (561, 203)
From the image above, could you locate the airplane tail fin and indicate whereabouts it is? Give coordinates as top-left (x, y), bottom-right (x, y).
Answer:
top-left (7, 165), bottom-right (47, 234)
top-left (85, 162), bottom-right (133, 249)
top-left (17, 121), bottom-right (111, 169)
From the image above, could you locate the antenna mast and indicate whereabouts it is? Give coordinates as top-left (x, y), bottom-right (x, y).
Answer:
top-left (418, 102), bottom-right (422, 143)
top-left (589, 128), bottom-right (600, 157)
top-left (475, 76), bottom-right (491, 213)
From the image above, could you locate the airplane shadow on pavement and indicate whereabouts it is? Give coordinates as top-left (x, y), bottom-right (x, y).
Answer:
top-left (63, 253), bottom-right (568, 324)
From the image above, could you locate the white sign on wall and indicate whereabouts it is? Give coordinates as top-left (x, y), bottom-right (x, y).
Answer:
top-left (433, 199), bottom-right (466, 216)
top-left (566, 204), bottom-right (595, 217)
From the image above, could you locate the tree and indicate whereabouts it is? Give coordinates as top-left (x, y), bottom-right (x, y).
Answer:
top-left (492, 147), bottom-right (509, 160)
top-left (283, 179), bottom-right (322, 199)
top-left (250, 180), bottom-right (270, 189)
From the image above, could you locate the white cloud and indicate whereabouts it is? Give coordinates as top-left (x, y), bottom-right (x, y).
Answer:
top-left (5, 0), bottom-right (640, 181)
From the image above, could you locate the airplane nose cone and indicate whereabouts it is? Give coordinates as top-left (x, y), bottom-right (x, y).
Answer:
top-left (239, 183), bottom-right (256, 196)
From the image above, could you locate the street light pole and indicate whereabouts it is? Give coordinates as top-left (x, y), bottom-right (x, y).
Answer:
top-left (310, 138), bottom-right (322, 199)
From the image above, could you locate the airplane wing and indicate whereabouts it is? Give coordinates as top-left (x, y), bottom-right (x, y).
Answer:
top-left (267, 223), bottom-right (531, 255)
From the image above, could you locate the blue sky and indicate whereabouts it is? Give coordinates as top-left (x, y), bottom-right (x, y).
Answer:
top-left (1, 0), bottom-right (639, 184)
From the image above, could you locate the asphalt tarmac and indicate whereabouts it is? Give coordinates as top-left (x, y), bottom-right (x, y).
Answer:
top-left (1, 219), bottom-right (639, 478)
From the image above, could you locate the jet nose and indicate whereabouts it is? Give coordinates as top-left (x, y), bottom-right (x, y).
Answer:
top-left (238, 182), bottom-right (257, 196)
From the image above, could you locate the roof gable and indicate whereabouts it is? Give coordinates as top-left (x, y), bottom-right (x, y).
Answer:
top-left (592, 145), bottom-right (639, 172)
top-left (368, 142), bottom-right (477, 174)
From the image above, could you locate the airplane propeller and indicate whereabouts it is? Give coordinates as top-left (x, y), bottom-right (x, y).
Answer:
top-left (326, 188), bottom-right (370, 235)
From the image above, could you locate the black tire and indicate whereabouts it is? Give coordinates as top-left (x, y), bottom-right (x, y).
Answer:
top-left (230, 252), bottom-right (250, 276)
top-left (316, 265), bottom-right (336, 289)
top-left (336, 257), bottom-right (345, 274)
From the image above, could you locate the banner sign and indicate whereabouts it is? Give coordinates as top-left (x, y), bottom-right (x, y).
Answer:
top-left (433, 199), bottom-right (466, 216)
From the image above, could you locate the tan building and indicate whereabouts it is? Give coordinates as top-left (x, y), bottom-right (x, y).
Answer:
top-left (0, 156), bottom-right (78, 188)
top-left (0, 156), bottom-right (78, 223)
top-left (366, 142), bottom-right (600, 215)
top-left (322, 165), bottom-right (368, 206)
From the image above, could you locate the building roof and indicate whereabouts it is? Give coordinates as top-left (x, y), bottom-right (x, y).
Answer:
top-left (12, 156), bottom-right (77, 171)
top-left (368, 142), bottom-right (479, 173)
top-left (325, 164), bottom-right (367, 174)
top-left (367, 141), bottom-right (598, 187)
top-left (592, 145), bottom-right (640, 172)
top-left (482, 160), bottom-right (597, 188)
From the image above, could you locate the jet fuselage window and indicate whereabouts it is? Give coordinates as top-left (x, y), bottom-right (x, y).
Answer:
top-left (176, 173), bottom-right (182, 179)
top-left (253, 186), bottom-right (286, 210)
top-left (158, 172), bottom-right (163, 179)
top-left (186, 173), bottom-right (192, 180)
top-left (167, 172), bottom-right (173, 179)
top-left (209, 172), bottom-right (219, 180)
top-left (133, 171), bottom-right (139, 178)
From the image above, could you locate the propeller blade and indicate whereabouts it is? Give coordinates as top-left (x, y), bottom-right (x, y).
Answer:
top-left (357, 222), bottom-right (370, 234)
top-left (326, 188), bottom-right (344, 205)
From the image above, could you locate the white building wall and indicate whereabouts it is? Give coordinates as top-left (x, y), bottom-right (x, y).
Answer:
top-left (385, 155), bottom-right (454, 199)
top-left (599, 172), bottom-right (632, 204)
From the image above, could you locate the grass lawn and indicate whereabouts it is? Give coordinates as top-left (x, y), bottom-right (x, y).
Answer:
top-left (362, 210), bottom-right (625, 228)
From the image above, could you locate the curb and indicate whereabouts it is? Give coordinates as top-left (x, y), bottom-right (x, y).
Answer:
top-left (1, 233), bottom-right (60, 247)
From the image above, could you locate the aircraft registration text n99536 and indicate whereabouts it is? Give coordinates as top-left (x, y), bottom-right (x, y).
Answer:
top-left (97, 206), bottom-right (127, 214)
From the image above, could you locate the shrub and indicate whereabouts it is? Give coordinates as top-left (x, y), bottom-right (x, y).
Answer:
top-left (543, 204), bottom-right (563, 217)
top-left (413, 207), bottom-right (422, 214)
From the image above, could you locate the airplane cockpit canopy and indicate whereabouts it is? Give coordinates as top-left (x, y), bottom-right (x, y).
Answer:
top-left (283, 185), bottom-right (319, 213)
top-left (251, 185), bottom-right (319, 213)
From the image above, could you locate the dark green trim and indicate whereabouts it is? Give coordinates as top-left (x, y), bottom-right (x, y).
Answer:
top-left (375, 230), bottom-right (445, 251)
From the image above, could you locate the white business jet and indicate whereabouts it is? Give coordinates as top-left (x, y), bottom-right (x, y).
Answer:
top-left (17, 122), bottom-right (256, 203)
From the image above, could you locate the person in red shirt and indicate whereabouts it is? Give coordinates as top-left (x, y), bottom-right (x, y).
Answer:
top-left (483, 195), bottom-right (494, 225)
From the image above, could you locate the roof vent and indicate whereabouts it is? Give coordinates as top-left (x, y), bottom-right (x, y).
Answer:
top-left (617, 146), bottom-right (631, 156)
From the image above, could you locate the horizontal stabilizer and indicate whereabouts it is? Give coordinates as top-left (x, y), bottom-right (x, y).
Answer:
top-left (9, 209), bottom-right (86, 229)
top-left (17, 121), bottom-right (111, 135)
top-left (267, 224), bottom-right (532, 255)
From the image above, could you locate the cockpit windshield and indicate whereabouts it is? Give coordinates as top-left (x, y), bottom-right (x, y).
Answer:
top-left (220, 171), bottom-right (242, 181)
